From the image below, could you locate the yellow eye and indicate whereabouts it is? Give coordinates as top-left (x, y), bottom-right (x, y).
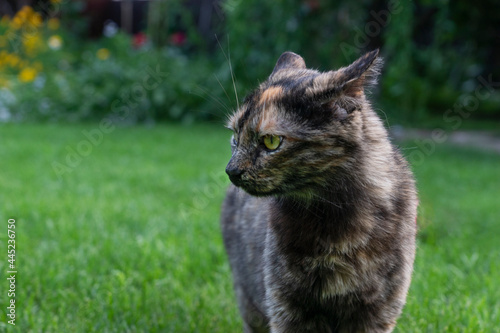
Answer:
top-left (263, 135), bottom-right (281, 151)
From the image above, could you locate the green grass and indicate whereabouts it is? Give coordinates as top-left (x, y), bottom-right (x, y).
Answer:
top-left (398, 144), bottom-right (500, 332)
top-left (0, 123), bottom-right (499, 332)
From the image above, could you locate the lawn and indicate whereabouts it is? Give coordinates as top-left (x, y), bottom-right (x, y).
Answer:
top-left (0, 123), bottom-right (499, 332)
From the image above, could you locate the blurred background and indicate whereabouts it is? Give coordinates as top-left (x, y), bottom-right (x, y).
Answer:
top-left (0, 1), bottom-right (499, 332)
top-left (0, 0), bottom-right (499, 125)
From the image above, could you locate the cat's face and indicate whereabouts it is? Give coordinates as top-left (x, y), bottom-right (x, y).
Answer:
top-left (225, 50), bottom-right (381, 197)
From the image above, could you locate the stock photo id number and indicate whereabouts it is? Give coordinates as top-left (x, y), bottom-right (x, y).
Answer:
top-left (6, 219), bottom-right (17, 326)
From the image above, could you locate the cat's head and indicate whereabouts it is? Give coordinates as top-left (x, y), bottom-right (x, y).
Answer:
top-left (225, 50), bottom-right (382, 197)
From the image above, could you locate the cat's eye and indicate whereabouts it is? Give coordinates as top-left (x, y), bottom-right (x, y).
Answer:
top-left (263, 135), bottom-right (282, 151)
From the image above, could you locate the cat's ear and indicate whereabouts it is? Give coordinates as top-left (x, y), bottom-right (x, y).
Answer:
top-left (270, 52), bottom-right (306, 78)
top-left (337, 49), bottom-right (382, 97)
top-left (308, 49), bottom-right (382, 103)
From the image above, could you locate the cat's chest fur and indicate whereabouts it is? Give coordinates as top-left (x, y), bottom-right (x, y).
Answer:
top-left (265, 196), bottom-right (389, 300)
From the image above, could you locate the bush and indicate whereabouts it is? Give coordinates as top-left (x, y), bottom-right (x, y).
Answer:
top-left (0, 5), bottom-right (221, 123)
top-left (1, 1), bottom-right (499, 125)
top-left (218, 0), bottom-right (500, 124)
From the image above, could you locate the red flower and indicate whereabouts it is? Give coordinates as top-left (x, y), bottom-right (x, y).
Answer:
top-left (132, 32), bottom-right (147, 49)
top-left (170, 32), bottom-right (186, 46)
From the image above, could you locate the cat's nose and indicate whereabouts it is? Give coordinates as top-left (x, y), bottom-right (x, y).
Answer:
top-left (226, 165), bottom-right (244, 180)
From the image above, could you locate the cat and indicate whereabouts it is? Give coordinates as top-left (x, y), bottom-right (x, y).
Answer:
top-left (221, 49), bottom-right (418, 333)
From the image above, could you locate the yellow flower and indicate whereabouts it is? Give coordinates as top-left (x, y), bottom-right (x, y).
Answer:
top-left (18, 67), bottom-right (38, 83)
top-left (7, 54), bottom-right (20, 67)
top-left (15, 6), bottom-right (32, 22)
top-left (19, 6), bottom-right (34, 16)
top-left (23, 33), bottom-right (44, 57)
top-left (48, 35), bottom-right (63, 50)
top-left (29, 12), bottom-right (43, 28)
top-left (96, 48), bottom-right (110, 60)
top-left (0, 52), bottom-right (20, 68)
top-left (47, 18), bottom-right (60, 30)
top-left (11, 15), bottom-right (23, 29)
top-left (10, 6), bottom-right (43, 30)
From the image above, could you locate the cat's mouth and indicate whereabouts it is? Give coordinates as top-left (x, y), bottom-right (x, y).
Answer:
top-left (226, 160), bottom-right (288, 196)
top-left (227, 172), bottom-right (279, 197)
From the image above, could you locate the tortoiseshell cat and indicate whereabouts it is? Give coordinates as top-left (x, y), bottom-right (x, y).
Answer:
top-left (221, 49), bottom-right (418, 333)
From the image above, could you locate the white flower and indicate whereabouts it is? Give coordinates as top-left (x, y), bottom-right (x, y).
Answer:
top-left (48, 35), bottom-right (62, 50)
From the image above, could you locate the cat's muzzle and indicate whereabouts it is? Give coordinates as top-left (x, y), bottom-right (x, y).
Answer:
top-left (225, 164), bottom-right (244, 185)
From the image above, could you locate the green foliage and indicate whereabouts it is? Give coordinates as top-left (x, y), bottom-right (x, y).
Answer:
top-left (219, 0), bottom-right (371, 95)
top-left (0, 123), bottom-right (499, 331)
top-left (380, 0), bottom-right (500, 123)
top-left (147, 0), bottom-right (203, 50)
top-left (1, 1), bottom-right (499, 125)
top-left (58, 0), bottom-right (88, 38)
top-left (1, 31), bottom-right (218, 123)
top-left (0, 4), bottom-right (222, 123)
top-left (218, 0), bottom-right (500, 124)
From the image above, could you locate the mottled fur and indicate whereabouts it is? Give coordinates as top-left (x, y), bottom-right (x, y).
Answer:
top-left (221, 50), bottom-right (418, 333)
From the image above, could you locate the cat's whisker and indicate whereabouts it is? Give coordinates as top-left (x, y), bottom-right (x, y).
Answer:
top-left (227, 38), bottom-right (240, 110)
top-left (215, 34), bottom-right (240, 110)
top-left (374, 107), bottom-right (391, 129)
top-left (191, 85), bottom-right (232, 114)
top-left (213, 74), bottom-right (240, 126)
top-left (214, 73), bottom-right (233, 108)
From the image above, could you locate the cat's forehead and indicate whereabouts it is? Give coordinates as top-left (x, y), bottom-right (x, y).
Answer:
top-left (227, 87), bottom-right (284, 136)
top-left (228, 69), bottom-right (320, 135)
